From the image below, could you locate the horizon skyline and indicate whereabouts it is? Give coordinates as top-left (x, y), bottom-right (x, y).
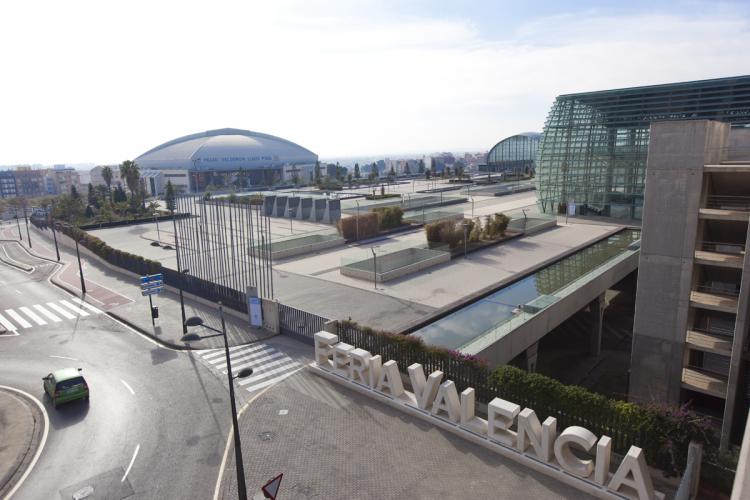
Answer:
top-left (2, 1), bottom-right (749, 165)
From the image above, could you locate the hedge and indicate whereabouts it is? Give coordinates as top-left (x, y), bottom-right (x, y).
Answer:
top-left (336, 319), bottom-right (715, 478)
top-left (371, 206), bottom-right (403, 231)
top-left (337, 212), bottom-right (379, 240)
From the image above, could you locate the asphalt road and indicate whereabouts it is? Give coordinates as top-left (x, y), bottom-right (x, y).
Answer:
top-left (0, 240), bottom-right (231, 500)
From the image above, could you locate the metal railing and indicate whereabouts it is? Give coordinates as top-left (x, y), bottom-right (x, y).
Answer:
top-left (701, 241), bottom-right (745, 255)
top-left (705, 195), bottom-right (750, 211)
top-left (695, 283), bottom-right (741, 297)
top-left (278, 303), bottom-right (329, 345)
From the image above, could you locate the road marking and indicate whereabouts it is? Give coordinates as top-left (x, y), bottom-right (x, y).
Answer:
top-left (121, 443), bottom-right (140, 482)
top-left (5, 309), bottom-right (32, 329)
top-left (71, 297), bottom-right (103, 314)
top-left (59, 299), bottom-right (90, 317)
top-left (19, 306), bottom-right (47, 325)
top-left (121, 379), bottom-right (135, 395)
top-left (34, 304), bottom-right (62, 322)
top-left (50, 355), bottom-right (79, 361)
top-left (0, 385), bottom-right (50, 500)
top-left (0, 311), bottom-right (17, 332)
top-left (46, 302), bottom-right (76, 319)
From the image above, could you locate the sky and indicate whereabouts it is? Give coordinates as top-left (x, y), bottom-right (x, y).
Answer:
top-left (1, 0), bottom-right (749, 165)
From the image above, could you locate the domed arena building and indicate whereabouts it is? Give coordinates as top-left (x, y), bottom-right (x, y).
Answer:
top-left (135, 128), bottom-right (318, 193)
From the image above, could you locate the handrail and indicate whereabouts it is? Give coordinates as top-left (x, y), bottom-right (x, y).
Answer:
top-left (705, 195), bottom-right (750, 210)
top-left (701, 241), bottom-right (746, 255)
top-left (695, 283), bottom-right (740, 297)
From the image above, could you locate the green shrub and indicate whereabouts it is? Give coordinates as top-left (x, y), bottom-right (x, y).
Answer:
top-left (372, 206), bottom-right (403, 230)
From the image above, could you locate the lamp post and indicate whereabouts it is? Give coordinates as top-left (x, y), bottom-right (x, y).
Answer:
top-left (182, 303), bottom-right (253, 500)
top-left (370, 247), bottom-right (377, 290)
top-left (23, 209), bottom-right (32, 248)
top-left (15, 210), bottom-right (22, 240)
top-left (171, 208), bottom-right (187, 334)
top-left (355, 200), bottom-right (360, 242)
top-left (74, 237), bottom-right (86, 294)
top-left (51, 221), bottom-right (60, 261)
top-left (288, 208), bottom-right (293, 234)
top-left (462, 220), bottom-right (470, 258)
top-left (154, 212), bottom-right (161, 244)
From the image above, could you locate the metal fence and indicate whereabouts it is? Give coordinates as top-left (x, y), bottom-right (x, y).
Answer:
top-left (278, 303), bottom-right (329, 344)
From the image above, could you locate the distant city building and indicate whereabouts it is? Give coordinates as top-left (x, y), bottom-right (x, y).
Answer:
top-left (11, 167), bottom-right (47, 197)
top-left (89, 165), bottom-right (123, 189)
top-left (536, 75), bottom-right (750, 220)
top-left (426, 152), bottom-right (456, 173)
top-left (45, 165), bottom-right (81, 195)
top-left (481, 132), bottom-right (541, 176)
top-left (134, 128), bottom-right (317, 192)
top-left (0, 171), bottom-right (17, 198)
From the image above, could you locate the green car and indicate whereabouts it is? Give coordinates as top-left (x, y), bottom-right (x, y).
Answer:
top-left (43, 368), bottom-right (89, 407)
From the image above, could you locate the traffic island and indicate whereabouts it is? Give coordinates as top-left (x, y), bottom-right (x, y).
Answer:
top-left (0, 387), bottom-right (47, 499)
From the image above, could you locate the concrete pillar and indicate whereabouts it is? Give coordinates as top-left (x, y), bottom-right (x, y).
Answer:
top-left (526, 342), bottom-right (539, 373)
top-left (590, 293), bottom-right (605, 358)
top-left (323, 319), bottom-right (339, 335)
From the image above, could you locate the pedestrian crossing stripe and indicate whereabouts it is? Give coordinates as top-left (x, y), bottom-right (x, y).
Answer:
top-left (0, 298), bottom-right (104, 333)
top-left (199, 343), bottom-right (303, 393)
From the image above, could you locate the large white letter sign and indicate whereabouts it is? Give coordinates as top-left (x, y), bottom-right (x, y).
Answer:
top-left (431, 380), bottom-right (460, 422)
top-left (376, 360), bottom-right (405, 398)
top-left (407, 364), bottom-right (443, 411)
top-left (368, 355), bottom-right (382, 389)
top-left (516, 409), bottom-right (556, 462)
top-left (459, 388), bottom-right (488, 436)
top-left (608, 446), bottom-right (655, 500)
top-left (554, 426), bottom-right (597, 478)
top-left (595, 436), bottom-right (612, 486)
top-left (488, 398), bottom-right (520, 447)
top-left (349, 348), bottom-right (371, 385)
top-left (333, 343), bottom-right (354, 377)
top-left (314, 332), bottom-right (338, 368)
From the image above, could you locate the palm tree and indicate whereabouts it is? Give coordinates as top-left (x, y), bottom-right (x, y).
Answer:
top-left (119, 160), bottom-right (141, 210)
top-left (101, 166), bottom-right (113, 203)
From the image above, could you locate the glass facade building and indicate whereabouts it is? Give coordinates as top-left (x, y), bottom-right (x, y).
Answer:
top-left (536, 75), bottom-right (750, 219)
top-left (482, 132), bottom-right (541, 175)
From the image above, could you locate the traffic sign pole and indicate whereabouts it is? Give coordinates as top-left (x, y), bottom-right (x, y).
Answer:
top-left (148, 294), bottom-right (155, 326)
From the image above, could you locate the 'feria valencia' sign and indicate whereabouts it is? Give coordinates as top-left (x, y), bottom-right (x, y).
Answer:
top-left (313, 332), bottom-right (663, 500)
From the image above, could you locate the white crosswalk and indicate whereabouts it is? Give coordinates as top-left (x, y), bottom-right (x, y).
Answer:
top-left (199, 343), bottom-right (303, 393)
top-left (0, 298), bottom-right (103, 334)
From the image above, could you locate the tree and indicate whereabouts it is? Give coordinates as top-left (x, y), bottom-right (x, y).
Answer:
top-left (165, 180), bottom-right (177, 212)
top-left (119, 160), bottom-right (141, 209)
top-left (70, 185), bottom-right (80, 200)
top-left (404, 162), bottom-right (411, 175)
top-left (314, 161), bottom-right (322, 183)
top-left (87, 183), bottom-right (100, 209)
top-left (347, 173), bottom-right (353, 187)
top-left (388, 165), bottom-right (396, 179)
top-left (371, 163), bottom-right (378, 178)
top-left (354, 163), bottom-right (361, 179)
top-left (425, 169), bottom-right (431, 180)
top-left (418, 159), bottom-right (425, 174)
top-left (292, 173), bottom-right (300, 185)
top-left (113, 185), bottom-right (127, 203)
top-left (101, 165), bottom-right (113, 201)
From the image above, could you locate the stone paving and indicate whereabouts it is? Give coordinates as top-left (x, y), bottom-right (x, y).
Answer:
top-left (218, 369), bottom-right (592, 500)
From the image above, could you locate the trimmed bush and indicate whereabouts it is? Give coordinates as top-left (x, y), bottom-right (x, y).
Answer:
top-left (337, 212), bottom-right (378, 240)
top-left (372, 206), bottom-right (403, 230)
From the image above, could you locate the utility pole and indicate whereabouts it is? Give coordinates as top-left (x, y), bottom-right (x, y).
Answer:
top-left (24, 209), bottom-right (32, 248)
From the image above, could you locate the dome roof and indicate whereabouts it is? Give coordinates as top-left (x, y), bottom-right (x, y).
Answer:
top-left (135, 128), bottom-right (317, 171)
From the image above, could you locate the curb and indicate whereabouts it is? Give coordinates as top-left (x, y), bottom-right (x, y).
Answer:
top-left (0, 387), bottom-right (46, 500)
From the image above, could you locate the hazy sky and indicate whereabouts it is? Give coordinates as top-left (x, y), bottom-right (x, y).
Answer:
top-left (2, 0), bottom-right (749, 165)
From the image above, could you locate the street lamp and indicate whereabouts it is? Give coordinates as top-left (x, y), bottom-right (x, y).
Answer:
top-left (23, 208), bottom-right (31, 248)
top-left (370, 247), bottom-right (377, 290)
top-left (171, 208), bottom-right (187, 334)
top-left (14, 209), bottom-right (22, 240)
top-left (462, 220), bottom-right (470, 258)
top-left (181, 303), bottom-right (253, 500)
top-left (354, 200), bottom-right (360, 242)
top-left (287, 208), bottom-right (293, 234)
top-left (74, 237), bottom-right (86, 294)
top-left (51, 220), bottom-right (60, 261)
top-left (153, 212), bottom-right (161, 244)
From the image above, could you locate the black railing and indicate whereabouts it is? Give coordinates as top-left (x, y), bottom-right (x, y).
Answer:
top-left (278, 303), bottom-right (328, 345)
top-left (695, 283), bottom-right (740, 297)
top-left (701, 241), bottom-right (745, 255)
top-left (705, 195), bottom-right (750, 211)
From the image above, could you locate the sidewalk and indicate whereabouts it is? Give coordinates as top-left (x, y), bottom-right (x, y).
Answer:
top-left (0, 388), bottom-right (45, 499)
top-left (3, 222), bottom-right (276, 350)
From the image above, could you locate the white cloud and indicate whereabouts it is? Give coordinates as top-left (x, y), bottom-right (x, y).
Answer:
top-left (0, 1), bottom-right (748, 164)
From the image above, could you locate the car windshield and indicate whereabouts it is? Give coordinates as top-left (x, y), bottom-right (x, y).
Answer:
top-left (56, 377), bottom-right (85, 390)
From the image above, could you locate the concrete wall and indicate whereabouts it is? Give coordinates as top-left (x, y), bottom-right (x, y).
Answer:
top-left (728, 128), bottom-right (750, 161)
top-left (270, 236), bottom-right (345, 260)
top-left (629, 120), bottom-right (729, 405)
top-left (340, 248), bottom-right (450, 283)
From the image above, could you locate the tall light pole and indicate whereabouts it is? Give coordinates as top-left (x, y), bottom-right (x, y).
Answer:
top-left (15, 210), bottom-right (22, 240)
top-left (370, 247), bottom-right (377, 290)
top-left (51, 221), bottom-right (60, 261)
top-left (171, 208), bottom-right (187, 334)
top-left (24, 208), bottom-right (32, 248)
top-left (74, 237), bottom-right (86, 294)
top-left (154, 212), bottom-right (161, 244)
top-left (288, 208), bottom-right (293, 234)
top-left (182, 303), bottom-right (253, 500)
top-left (355, 200), bottom-right (360, 242)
